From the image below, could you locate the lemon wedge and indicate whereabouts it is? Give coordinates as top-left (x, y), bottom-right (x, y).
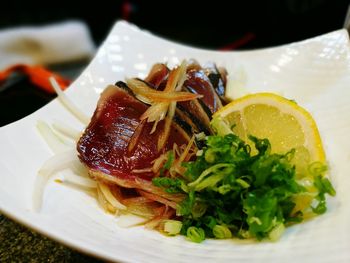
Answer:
top-left (213, 92), bottom-right (326, 178)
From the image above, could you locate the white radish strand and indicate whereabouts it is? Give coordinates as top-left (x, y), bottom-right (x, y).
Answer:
top-left (63, 173), bottom-right (97, 188)
top-left (57, 180), bottom-right (96, 199)
top-left (52, 120), bottom-right (81, 141)
top-left (49, 77), bottom-right (90, 125)
top-left (33, 77), bottom-right (92, 211)
top-left (117, 214), bottom-right (148, 228)
top-left (69, 161), bottom-right (90, 178)
top-left (98, 183), bottom-right (127, 210)
top-left (33, 149), bottom-right (80, 212)
top-left (36, 120), bottom-right (72, 153)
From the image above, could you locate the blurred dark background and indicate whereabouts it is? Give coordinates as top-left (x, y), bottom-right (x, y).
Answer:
top-left (0, 0), bottom-right (348, 127)
top-left (0, 0), bottom-right (349, 49)
top-left (0, 0), bottom-right (349, 262)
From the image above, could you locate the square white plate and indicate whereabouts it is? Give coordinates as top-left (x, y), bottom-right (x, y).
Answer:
top-left (0, 21), bottom-right (349, 263)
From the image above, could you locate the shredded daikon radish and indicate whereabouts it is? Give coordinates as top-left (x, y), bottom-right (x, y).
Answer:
top-left (138, 190), bottom-right (177, 209)
top-left (169, 136), bottom-right (195, 177)
top-left (177, 136), bottom-right (195, 164)
top-left (69, 161), bottom-right (90, 178)
top-left (36, 121), bottom-right (72, 153)
top-left (54, 133), bottom-right (75, 148)
top-left (33, 149), bottom-right (79, 211)
top-left (92, 171), bottom-right (184, 202)
top-left (52, 120), bottom-right (81, 141)
top-left (96, 185), bottom-right (113, 212)
top-left (145, 206), bottom-right (175, 229)
top-left (117, 214), bottom-right (148, 227)
top-left (63, 173), bottom-right (97, 188)
top-left (98, 182), bottom-right (127, 210)
top-left (125, 203), bottom-right (156, 218)
top-left (49, 77), bottom-right (90, 125)
top-left (152, 152), bottom-right (168, 173)
top-left (59, 180), bottom-right (96, 197)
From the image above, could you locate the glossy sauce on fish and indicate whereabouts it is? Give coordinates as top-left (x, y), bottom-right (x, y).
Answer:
top-left (77, 85), bottom-right (189, 181)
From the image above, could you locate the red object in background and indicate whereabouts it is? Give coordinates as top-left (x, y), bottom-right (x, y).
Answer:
top-left (122, 0), bottom-right (132, 21)
top-left (0, 64), bottom-right (71, 94)
top-left (218, 32), bottom-right (256, 51)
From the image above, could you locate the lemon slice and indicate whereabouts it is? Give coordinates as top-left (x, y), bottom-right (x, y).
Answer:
top-left (213, 92), bottom-right (325, 178)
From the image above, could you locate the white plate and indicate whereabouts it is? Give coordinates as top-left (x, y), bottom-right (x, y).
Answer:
top-left (0, 21), bottom-right (350, 263)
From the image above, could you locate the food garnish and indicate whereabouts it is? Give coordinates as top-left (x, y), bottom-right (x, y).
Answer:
top-left (36, 60), bottom-right (335, 243)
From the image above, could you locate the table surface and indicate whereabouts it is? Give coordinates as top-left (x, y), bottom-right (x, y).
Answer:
top-left (0, 214), bottom-right (104, 262)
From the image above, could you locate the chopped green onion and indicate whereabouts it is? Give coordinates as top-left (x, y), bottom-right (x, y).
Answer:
top-left (204, 149), bottom-right (216, 163)
top-left (163, 220), bottom-right (183, 236)
top-left (186, 226), bottom-right (205, 243)
top-left (191, 202), bottom-right (207, 218)
top-left (152, 132), bottom-right (336, 242)
top-left (268, 223), bottom-right (285, 241)
top-left (213, 225), bottom-right (232, 239)
top-left (210, 117), bottom-right (233, 136)
top-left (188, 163), bottom-right (234, 191)
top-left (308, 162), bottom-right (327, 176)
top-left (195, 132), bottom-right (206, 141)
top-left (236, 178), bottom-right (250, 188)
top-left (314, 175), bottom-right (336, 196)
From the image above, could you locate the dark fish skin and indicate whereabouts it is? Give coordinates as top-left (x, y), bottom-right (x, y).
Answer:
top-left (184, 69), bottom-right (223, 114)
top-left (114, 81), bottom-right (134, 95)
top-left (176, 104), bottom-right (211, 135)
top-left (177, 98), bottom-right (211, 133)
top-left (203, 62), bottom-right (228, 103)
